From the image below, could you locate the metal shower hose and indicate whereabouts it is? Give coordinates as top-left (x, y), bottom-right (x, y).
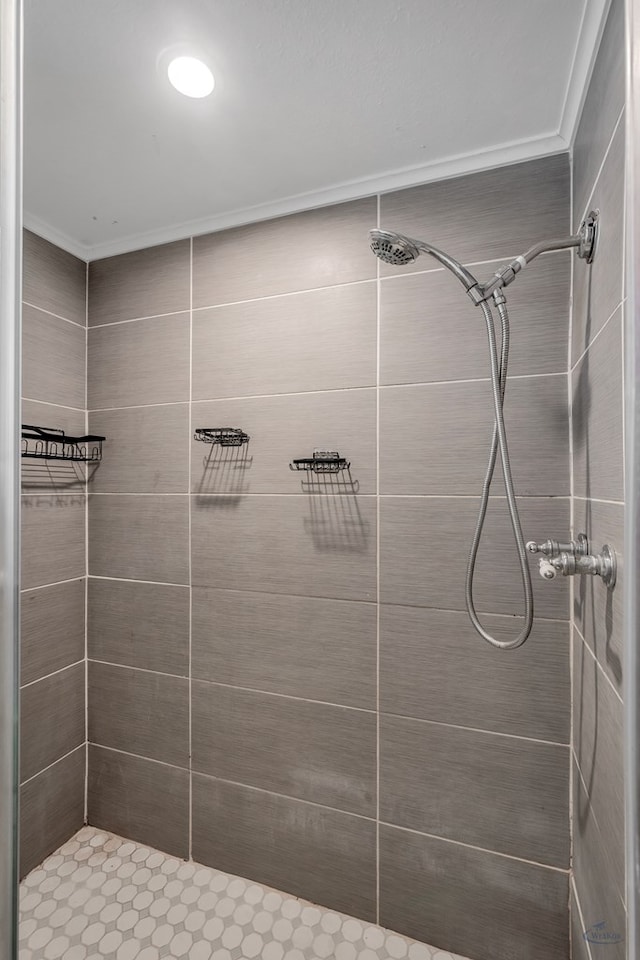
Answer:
top-left (464, 297), bottom-right (534, 649)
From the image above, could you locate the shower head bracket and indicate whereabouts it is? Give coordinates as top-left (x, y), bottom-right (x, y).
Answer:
top-left (577, 210), bottom-right (598, 264)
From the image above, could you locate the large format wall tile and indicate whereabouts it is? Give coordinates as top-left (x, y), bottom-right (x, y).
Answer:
top-left (192, 774), bottom-right (377, 921)
top-left (21, 495), bottom-right (85, 589)
top-left (22, 304), bottom-right (86, 409)
top-left (23, 230), bottom-right (86, 325)
top-left (572, 120), bottom-right (624, 365)
top-left (573, 498), bottom-right (623, 695)
top-left (572, 306), bottom-right (624, 502)
top-left (192, 390), bottom-right (376, 495)
top-left (20, 746), bottom-right (85, 878)
top-left (192, 495), bottom-right (376, 600)
top-left (89, 403), bottom-right (190, 493)
top-left (573, 638), bottom-right (624, 897)
top-left (89, 661), bottom-right (189, 767)
top-left (380, 715), bottom-right (569, 867)
top-left (88, 578), bottom-right (189, 676)
top-left (379, 604), bottom-right (569, 742)
top-left (88, 745), bottom-right (189, 859)
top-left (573, 764), bottom-right (626, 953)
top-left (380, 251), bottom-right (571, 384)
top-left (379, 826), bottom-right (569, 960)
top-left (192, 588), bottom-right (375, 708)
top-left (380, 496), bottom-right (570, 619)
top-left (193, 282), bottom-right (377, 399)
top-left (20, 661), bottom-right (85, 782)
top-left (89, 494), bottom-right (189, 583)
top-left (573, 0), bottom-right (625, 222)
top-left (88, 312), bottom-right (190, 409)
top-left (192, 681), bottom-right (376, 816)
top-left (88, 240), bottom-right (190, 326)
top-left (193, 198), bottom-right (377, 307)
top-left (380, 375), bottom-right (569, 496)
top-left (21, 579), bottom-right (85, 686)
top-left (379, 154), bottom-right (569, 278)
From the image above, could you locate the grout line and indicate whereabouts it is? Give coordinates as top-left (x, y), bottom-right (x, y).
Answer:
top-left (19, 743), bottom-right (86, 788)
top-left (577, 106), bottom-right (625, 225)
top-left (88, 657), bottom-right (570, 746)
top-left (572, 495), bottom-right (625, 506)
top-left (22, 300), bottom-right (87, 330)
top-left (22, 397), bottom-right (86, 413)
top-left (380, 820), bottom-right (571, 873)
top-left (86, 371), bottom-right (569, 413)
top-left (375, 191), bottom-right (381, 925)
top-left (84, 248), bottom-right (571, 330)
top-left (570, 297), bottom-right (626, 371)
top-left (88, 742), bottom-right (570, 874)
top-left (88, 574), bottom-right (189, 588)
top-left (84, 258), bottom-right (90, 824)
top-left (570, 876), bottom-right (594, 960)
top-left (573, 621), bottom-right (623, 703)
top-left (20, 658), bottom-right (85, 690)
top-left (85, 491), bottom-right (571, 499)
top-left (188, 235), bottom-right (194, 861)
top-left (20, 576), bottom-right (85, 594)
top-left (87, 573), bottom-right (570, 623)
top-left (86, 308), bottom-right (190, 331)
top-left (568, 148), bottom-right (576, 911)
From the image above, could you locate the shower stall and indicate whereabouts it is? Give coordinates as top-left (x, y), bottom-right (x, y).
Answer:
top-left (1, 1), bottom-right (638, 959)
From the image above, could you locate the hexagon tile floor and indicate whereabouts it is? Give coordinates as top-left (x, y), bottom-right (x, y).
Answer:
top-left (18, 826), bottom-right (471, 960)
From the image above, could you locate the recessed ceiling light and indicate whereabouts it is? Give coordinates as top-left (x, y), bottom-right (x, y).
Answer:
top-left (167, 56), bottom-right (215, 98)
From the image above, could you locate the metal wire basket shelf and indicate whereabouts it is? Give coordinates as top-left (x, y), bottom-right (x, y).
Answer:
top-left (194, 427), bottom-right (250, 447)
top-left (21, 425), bottom-right (105, 463)
top-left (290, 451), bottom-right (350, 474)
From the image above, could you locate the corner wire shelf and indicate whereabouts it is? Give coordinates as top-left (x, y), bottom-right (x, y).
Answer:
top-left (290, 451), bottom-right (350, 474)
top-left (194, 427), bottom-right (250, 447)
top-left (21, 425), bottom-right (105, 463)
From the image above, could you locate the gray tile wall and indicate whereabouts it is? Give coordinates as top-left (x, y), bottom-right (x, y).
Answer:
top-left (570, 1), bottom-right (626, 953)
top-left (86, 154), bottom-right (571, 960)
top-left (20, 229), bottom-right (88, 877)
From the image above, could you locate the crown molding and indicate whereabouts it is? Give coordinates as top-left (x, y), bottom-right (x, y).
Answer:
top-left (23, 212), bottom-right (91, 262)
top-left (34, 132), bottom-right (567, 262)
top-left (559, 0), bottom-right (612, 146)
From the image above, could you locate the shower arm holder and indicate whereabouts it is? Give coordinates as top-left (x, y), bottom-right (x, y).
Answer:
top-left (466, 211), bottom-right (599, 305)
top-left (527, 533), bottom-right (616, 587)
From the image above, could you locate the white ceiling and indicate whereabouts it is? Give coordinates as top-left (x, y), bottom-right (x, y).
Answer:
top-left (24, 0), bottom-right (609, 260)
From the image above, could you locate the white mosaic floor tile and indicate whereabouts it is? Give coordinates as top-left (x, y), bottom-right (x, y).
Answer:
top-left (19, 826), bottom-right (472, 960)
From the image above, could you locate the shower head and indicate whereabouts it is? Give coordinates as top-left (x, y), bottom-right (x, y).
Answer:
top-left (369, 228), bottom-right (480, 294)
top-left (369, 229), bottom-right (420, 266)
top-left (370, 212), bottom-right (599, 306)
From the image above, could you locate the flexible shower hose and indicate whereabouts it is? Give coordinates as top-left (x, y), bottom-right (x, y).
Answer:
top-left (464, 297), bottom-right (534, 649)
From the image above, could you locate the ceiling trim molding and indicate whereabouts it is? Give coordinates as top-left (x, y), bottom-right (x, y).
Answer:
top-left (23, 212), bottom-right (90, 262)
top-left (558, 0), bottom-right (612, 146)
top-left (43, 131), bottom-right (567, 261)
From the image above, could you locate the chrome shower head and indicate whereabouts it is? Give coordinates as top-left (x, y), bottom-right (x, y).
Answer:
top-left (370, 227), bottom-right (480, 294)
top-left (369, 229), bottom-right (419, 266)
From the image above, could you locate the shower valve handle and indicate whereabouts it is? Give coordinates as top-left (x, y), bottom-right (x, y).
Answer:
top-left (526, 536), bottom-right (587, 558)
top-left (538, 559), bottom-right (557, 580)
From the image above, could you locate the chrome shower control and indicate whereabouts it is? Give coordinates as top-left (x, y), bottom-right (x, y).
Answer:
top-left (550, 544), bottom-right (616, 588)
top-left (531, 533), bottom-right (616, 588)
top-left (526, 534), bottom-right (588, 558)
